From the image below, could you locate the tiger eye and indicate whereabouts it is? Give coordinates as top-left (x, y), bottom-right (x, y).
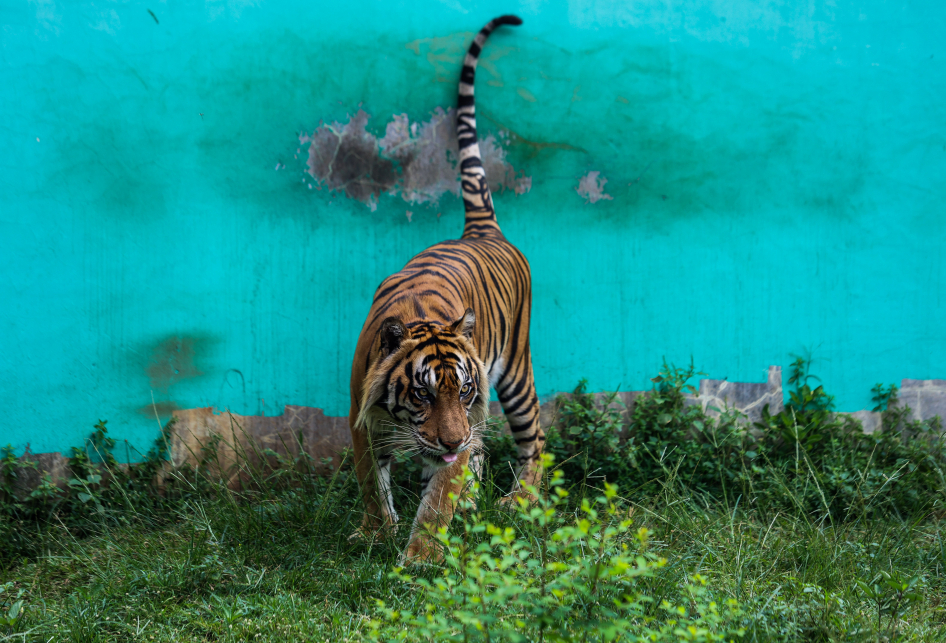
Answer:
top-left (415, 387), bottom-right (429, 398)
top-left (460, 383), bottom-right (472, 395)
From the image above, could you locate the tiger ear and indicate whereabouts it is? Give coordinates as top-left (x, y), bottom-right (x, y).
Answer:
top-left (379, 317), bottom-right (407, 357)
top-left (450, 308), bottom-right (476, 339)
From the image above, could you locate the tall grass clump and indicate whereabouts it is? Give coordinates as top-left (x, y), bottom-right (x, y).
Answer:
top-left (528, 358), bottom-right (946, 521)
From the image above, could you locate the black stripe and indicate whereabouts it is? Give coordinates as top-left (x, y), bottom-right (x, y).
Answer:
top-left (460, 158), bottom-right (484, 171)
top-left (393, 379), bottom-right (405, 404)
top-left (412, 336), bottom-right (461, 352)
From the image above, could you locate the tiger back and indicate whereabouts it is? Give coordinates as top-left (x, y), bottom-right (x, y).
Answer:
top-left (347, 15), bottom-right (545, 563)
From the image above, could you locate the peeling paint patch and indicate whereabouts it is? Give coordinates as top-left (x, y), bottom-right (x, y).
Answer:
top-left (576, 171), bottom-right (613, 204)
top-left (301, 108), bottom-right (530, 209)
top-left (480, 131), bottom-right (532, 196)
top-left (303, 111), bottom-right (397, 211)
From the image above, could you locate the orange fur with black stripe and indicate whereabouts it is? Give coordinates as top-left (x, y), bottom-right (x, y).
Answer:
top-left (348, 15), bottom-right (544, 562)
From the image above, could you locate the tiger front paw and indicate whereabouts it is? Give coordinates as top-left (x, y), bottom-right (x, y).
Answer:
top-left (498, 488), bottom-right (539, 510)
top-left (399, 535), bottom-right (444, 565)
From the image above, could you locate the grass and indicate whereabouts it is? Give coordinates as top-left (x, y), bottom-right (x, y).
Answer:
top-left (2, 359), bottom-right (946, 641)
top-left (2, 471), bottom-right (944, 641)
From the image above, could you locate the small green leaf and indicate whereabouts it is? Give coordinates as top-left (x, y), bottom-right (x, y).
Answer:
top-left (78, 492), bottom-right (92, 503)
top-left (657, 413), bottom-right (672, 425)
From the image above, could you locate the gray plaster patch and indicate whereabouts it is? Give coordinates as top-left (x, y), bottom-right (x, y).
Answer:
top-left (849, 410), bottom-right (882, 434)
top-left (576, 170), bottom-right (613, 204)
top-left (895, 379), bottom-right (946, 423)
top-left (301, 108), bottom-right (530, 210)
top-left (698, 366), bottom-right (784, 425)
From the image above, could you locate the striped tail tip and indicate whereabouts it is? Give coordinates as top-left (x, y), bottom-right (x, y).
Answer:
top-left (492, 15), bottom-right (523, 27)
top-left (457, 14), bottom-right (521, 237)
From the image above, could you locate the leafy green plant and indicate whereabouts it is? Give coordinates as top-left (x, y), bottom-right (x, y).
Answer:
top-left (1, 446), bottom-right (35, 508)
top-left (67, 474), bottom-right (105, 513)
top-left (757, 356), bottom-right (838, 457)
top-left (857, 570), bottom-right (924, 640)
top-left (369, 458), bottom-right (744, 642)
top-left (871, 383), bottom-right (899, 413)
top-left (0, 582), bottom-right (25, 632)
top-left (623, 359), bottom-right (751, 501)
top-left (0, 418), bottom-right (179, 565)
top-left (545, 378), bottom-right (626, 487)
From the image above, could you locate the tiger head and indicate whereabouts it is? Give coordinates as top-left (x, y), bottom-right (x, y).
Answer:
top-left (357, 308), bottom-right (490, 467)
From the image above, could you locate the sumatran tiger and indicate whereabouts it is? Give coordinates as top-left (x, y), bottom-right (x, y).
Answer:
top-left (348, 14), bottom-right (544, 562)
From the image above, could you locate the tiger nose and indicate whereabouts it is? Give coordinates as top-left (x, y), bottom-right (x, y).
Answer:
top-left (441, 438), bottom-right (462, 450)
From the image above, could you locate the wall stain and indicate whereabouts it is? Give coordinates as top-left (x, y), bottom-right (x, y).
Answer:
top-left (134, 335), bottom-right (216, 419)
top-left (478, 107), bottom-right (586, 159)
top-left (146, 335), bottom-right (210, 391)
top-left (301, 107), bottom-right (531, 209)
top-left (136, 401), bottom-right (180, 417)
top-left (405, 32), bottom-right (515, 85)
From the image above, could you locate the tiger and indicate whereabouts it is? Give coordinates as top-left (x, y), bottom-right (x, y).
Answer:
top-left (348, 14), bottom-right (545, 563)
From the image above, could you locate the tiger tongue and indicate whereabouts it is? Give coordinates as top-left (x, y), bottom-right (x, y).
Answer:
top-left (442, 453), bottom-right (458, 463)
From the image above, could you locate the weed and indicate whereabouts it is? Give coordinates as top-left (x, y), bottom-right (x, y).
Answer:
top-left (0, 582), bottom-right (26, 634)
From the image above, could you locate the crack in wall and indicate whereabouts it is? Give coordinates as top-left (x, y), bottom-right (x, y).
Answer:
top-left (300, 108), bottom-right (531, 210)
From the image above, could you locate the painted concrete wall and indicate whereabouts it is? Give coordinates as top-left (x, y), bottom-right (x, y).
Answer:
top-left (2, 1), bottom-right (945, 458)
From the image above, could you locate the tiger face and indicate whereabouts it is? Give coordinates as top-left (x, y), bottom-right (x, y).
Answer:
top-left (357, 308), bottom-right (490, 468)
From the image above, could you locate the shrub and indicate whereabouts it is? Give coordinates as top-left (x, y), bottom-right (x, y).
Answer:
top-left (369, 458), bottom-right (744, 642)
top-left (497, 357), bottom-right (946, 521)
top-left (750, 358), bottom-right (946, 518)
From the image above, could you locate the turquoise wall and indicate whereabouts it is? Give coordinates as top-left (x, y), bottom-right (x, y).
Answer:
top-left (2, 1), bottom-right (944, 456)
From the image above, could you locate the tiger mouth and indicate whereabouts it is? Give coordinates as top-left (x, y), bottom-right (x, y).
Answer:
top-left (416, 439), bottom-right (473, 464)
